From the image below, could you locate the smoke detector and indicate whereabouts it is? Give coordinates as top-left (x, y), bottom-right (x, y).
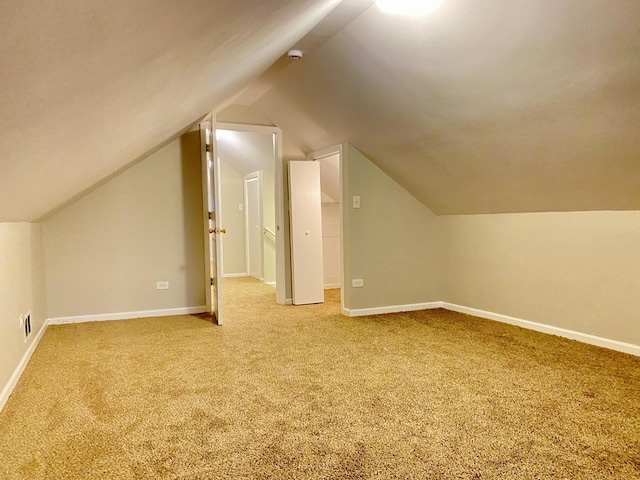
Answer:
top-left (287, 49), bottom-right (303, 60)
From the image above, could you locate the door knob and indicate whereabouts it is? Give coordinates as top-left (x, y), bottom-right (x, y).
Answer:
top-left (209, 228), bottom-right (227, 234)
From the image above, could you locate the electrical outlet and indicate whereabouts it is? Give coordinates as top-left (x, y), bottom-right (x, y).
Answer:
top-left (352, 278), bottom-right (364, 288)
top-left (156, 281), bottom-right (169, 290)
top-left (23, 312), bottom-right (31, 342)
top-left (352, 196), bottom-right (361, 209)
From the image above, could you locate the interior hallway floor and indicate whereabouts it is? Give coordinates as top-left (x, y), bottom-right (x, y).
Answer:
top-left (0, 276), bottom-right (638, 479)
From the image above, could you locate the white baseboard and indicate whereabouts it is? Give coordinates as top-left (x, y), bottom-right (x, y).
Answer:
top-left (3, 302), bottom-right (635, 415)
top-left (48, 306), bottom-right (208, 325)
top-left (343, 302), bottom-right (441, 317)
top-left (284, 298), bottom-right (293, 305)
top-left (263, 281), bottom-right (276, 286)
top-left (223, 273), bottom-right (248, 278)
top-left (0, 320), bottom-right (49, 413)
top-left (441, 303), bottom-right (640, 357)
top-left (324, 283), bottom-right (341, 289)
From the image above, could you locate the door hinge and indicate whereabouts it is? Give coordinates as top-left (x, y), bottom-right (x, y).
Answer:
top-left (210, 277), bottom-right (215, 286)
top-left (205, 143), bottom-right (212, 153)
top-left (208, 211), bottom-right (214, 221)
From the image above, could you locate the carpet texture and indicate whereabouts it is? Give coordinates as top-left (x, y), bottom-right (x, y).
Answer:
top-left (1, 277), bottom-right (639, 479)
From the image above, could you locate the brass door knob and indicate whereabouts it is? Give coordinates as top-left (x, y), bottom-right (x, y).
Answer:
top-left (210, 228), bottom-right (227, 234)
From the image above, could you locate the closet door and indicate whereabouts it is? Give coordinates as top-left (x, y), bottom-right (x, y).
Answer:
top-left (288, 161), bottom-right (324, 305)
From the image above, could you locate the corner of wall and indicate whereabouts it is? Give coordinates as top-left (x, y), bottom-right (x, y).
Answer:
top-left (0, 222), bottom-right (49, 412)
top-left (41, 134), bottom-right (205, 319)
top-left (342, 144), bottom-right (439, 312)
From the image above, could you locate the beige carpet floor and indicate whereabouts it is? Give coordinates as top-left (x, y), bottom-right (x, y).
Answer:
top-left (1, 277), bottom-right (639, 479)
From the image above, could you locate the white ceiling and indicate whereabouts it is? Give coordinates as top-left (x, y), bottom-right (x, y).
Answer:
top-left (0, 0), bottom-right (341, 221)
top-left (251, 0), bottom-right (640, 214)
top-left (3, 0), bottom-right (639, 220)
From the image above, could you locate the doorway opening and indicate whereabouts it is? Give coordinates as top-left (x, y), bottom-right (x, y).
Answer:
top-left (208, 123), bottom-right (285, 323)
top-left (308, 145), bottom-right (344, 309)
top-left (202, 120), bottom-right (344, 322)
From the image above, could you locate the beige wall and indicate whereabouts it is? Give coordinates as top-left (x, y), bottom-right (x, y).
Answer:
top-left (438, 211), bottom-right (640, 346)
top-left (220, 160), bottom-right (246, 276)
top-left (262, 170), bottom-right (276, 284)
top-left (342, 144), bottom-right (439, 310)
top-left (0, 223), bottom-right (46, 403)
top-left (43, 133), bottom-right (205, 318)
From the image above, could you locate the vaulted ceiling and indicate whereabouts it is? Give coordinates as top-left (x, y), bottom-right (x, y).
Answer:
top-left (2, 0), bottom-right (639, 221)
top-left (0, 0), bottom-right (341, 221)
top-left (250, 0), bottom-right (640, 214)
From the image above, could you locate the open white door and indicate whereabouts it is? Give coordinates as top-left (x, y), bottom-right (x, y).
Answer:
top-left (289, 161), bottom-right (324, 305)
top-left (200, 118), bottom-right (223, 324)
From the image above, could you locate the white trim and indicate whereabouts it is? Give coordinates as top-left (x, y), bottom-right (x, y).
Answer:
top-left (223, 273), bottom-right (248, 278)
top-left (263, 281), bottom-right (276, 286)
top-left (284, 298), bottom-right (293, 305)
top-left (324, 283), bottom-right (341, 289)
top-left (215, 122), bottom-right (278, 134)
top-left (0, 320), bottom-right (49, 413)
top-left (47, 306), bottom-right (208, 325)
top-left (307, 144), bottom-right (343, 161)
top-left (343, 302), bottom-right (441, 317)
top-left (441, 303), bottom-right (640, 357)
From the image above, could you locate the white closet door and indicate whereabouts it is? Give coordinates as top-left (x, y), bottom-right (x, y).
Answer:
top-left (288, 161), bottom-right (324, 305)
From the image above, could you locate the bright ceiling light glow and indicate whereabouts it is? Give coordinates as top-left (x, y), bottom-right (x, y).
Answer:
top-left (215, 129), bottom-right (236, 142)
top-left (376, 0), bottom-right (443, 16)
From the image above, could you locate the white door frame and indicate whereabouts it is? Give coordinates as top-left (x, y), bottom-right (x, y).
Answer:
top-left (243, 171), bottom-right (263, 281)
top-left (307, 144), bottom-right (344, 313)
top-left (214, 122), bottom-right (286, 305)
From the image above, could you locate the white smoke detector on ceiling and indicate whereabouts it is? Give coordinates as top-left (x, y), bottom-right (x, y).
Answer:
top-left (287, 50), bottom-right (303, 60)
top-left (376, 0), bottom-right (443, 16)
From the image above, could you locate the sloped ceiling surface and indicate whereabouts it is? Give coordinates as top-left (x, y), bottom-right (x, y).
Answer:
top-left (252, 0), bottom-right (640, 214)
top-left (0, 0), bottom-right (341, 221)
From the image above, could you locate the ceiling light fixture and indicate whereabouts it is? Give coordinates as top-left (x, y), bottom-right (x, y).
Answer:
top-left (376, 0), bottom-right (443, 16)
